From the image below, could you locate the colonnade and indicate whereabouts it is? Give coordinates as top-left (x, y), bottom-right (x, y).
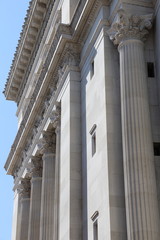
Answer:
top-left (17, 106), bottom-right (61, 240)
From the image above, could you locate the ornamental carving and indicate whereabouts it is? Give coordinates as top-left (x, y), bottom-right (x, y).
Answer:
top-left (49, 105), bottom-right (61, 130)
top-left (18, 178), bottom-right (31, 198)
top-left (63, 49), bottom-right (80, 67)
top-left (28, 156), bottom-right (42, 178)
top-left (107, 9), bottom-right (153, 45)
top-left (37, 130), bottom-right (56, 155)
top-left (57, 44), bottom-right (80, 85)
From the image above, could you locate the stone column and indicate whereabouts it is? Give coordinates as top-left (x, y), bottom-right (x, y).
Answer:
top-left (18, 178), bottom-right (30, 240)
top-left (50, 105), bottom-right (61, 240)
top-left (108, 9), bottom-right (160, 239)
top-left (38, 130), bottom-right (56, 240)
top-left (28, 156), bottom-right (42, 240)
top-left (11, 188), bottom-right (21, 240)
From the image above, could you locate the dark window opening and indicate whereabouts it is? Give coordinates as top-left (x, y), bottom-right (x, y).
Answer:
top-left (147, 62), bottom-right (155, 78)
top-left (92, 132), bottom-right (96, 156)
top-left (91, 211), bottom-right (99, 240)
top-left (90, 124), bottom-right (97, 157)
top-left (91, 60), bottom-right (94, 78)
top-left (93, 220), bottom-right (98, 240)
top-left (154, 143), bottom-right (160, 156)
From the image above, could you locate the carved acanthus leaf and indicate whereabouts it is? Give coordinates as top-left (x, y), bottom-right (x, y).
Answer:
top-left (17, 178), bottom-right (30, 198)
top-left (49, 105), bottom-right (61, 129)
top-left (37, 130), bottom-right (56, 154)
top-left (57, 44), bottom-right (80, 84)
top-left (28, 156), bottom-right (42, 178)
top-left (107, 9), bottom-right (153, 45)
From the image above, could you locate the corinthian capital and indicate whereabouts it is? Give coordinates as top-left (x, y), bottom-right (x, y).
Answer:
top-left (37, 130), bottom-right (56, 155)
top-left (57, 43), bottom-right (80, 85)
top-left (28, 156), bottom-right (42, 178)
top-left (107, 9), bottom-right (153, 45)
top-left (18, 178), bottom-right (31, 199)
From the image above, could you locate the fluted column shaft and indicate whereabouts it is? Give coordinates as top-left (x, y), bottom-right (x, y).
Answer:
top-left (28, 178), bottom-right (42, 240)
top-left (40, 151), bottom-right (55, 240)
top-left (20, 198), bottom-right (30, 240)
top-left (28, 157), bottom-right (42, 240)
top-left (53, 124), bottom-right (61, 239)
top-left (119, 38), bottom-right (160, 239)
top-left (11, 189), bottom-right (21, 240)
top-left (18, 179), bottom-right (30, 240)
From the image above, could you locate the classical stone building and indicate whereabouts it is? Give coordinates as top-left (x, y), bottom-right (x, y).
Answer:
top-left (3, 0), bottom-right (160, 239)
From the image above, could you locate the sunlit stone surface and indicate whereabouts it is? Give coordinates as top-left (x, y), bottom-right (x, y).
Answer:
top-left (4, 1), bottom-right (160, 239)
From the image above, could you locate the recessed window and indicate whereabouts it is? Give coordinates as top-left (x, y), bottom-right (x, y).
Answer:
top-left (92, 132), bottom-right (96, 156)
top-left (90, 60), bottom-right (94, 79)
top-left (154, 143), bottom-right (160, 156)
top-left (147, 62), bottom-right (155, 78)
top-left (90, 124), bottom-right (97, 156)
top-left (93, 220), bottom-right (98, 240)
top-left (91, 211), bottom-right (99, 240)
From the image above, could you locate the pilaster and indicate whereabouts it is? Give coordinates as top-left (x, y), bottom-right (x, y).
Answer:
top-left (50, 105), bottom-right (61, 240)
top-left (58, 45), bottom-right (82, 240)
top-left (104, 26), bottom-right (127, 239)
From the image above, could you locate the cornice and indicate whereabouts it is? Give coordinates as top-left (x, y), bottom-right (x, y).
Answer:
top-left (3, 0), bottom-right (50, 102)
top-left (16, 5), bottom-right (61, 116)
top-left (16, 0), bottom-right (57, 105)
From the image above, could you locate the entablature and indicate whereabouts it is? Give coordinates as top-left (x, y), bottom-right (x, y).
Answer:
top-left (16, 2), bottom-right (62, 125)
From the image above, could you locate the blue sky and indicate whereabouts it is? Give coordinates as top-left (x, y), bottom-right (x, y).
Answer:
top-left (0, 1), bottom-right (29, 239)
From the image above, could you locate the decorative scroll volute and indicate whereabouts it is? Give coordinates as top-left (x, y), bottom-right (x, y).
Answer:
top-left (107, 9), bottom-right (153, 45)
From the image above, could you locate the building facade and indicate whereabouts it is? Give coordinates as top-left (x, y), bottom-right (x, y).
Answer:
top-left (4, 0), bottom-right (160, 239)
